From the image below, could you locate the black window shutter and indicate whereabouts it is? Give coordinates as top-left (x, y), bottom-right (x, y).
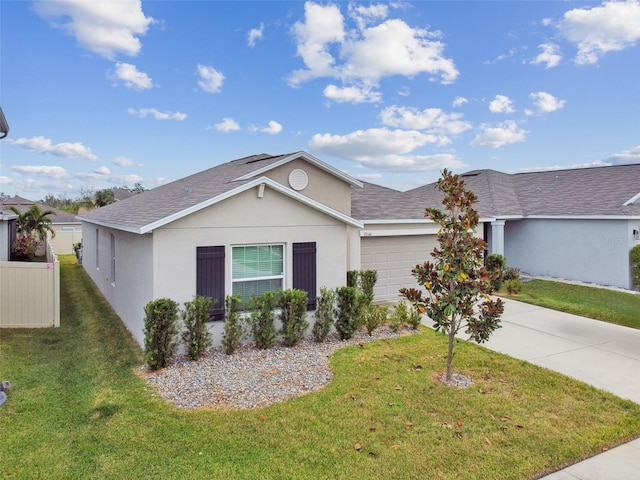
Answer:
top-left (196, 246), bottom-right (225, 321)
top-left (293, 242), bottom-right (317, 310)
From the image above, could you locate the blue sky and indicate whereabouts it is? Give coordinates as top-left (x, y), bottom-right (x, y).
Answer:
top-left (1, 0), bottom-right (639, 200)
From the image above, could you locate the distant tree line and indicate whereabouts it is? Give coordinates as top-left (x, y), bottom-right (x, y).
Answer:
top-left (1, 183), bottom-right (146, 214)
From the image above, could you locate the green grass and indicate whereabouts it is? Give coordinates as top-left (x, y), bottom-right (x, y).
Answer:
top-left (1, 256), bottom-right (639, 479)
top-left (502, 279), bottom-right (640, 329)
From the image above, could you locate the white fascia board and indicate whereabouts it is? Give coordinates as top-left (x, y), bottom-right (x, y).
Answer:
top-left (361, 227), bottom-right (439, 237)
top-left (233, 151), bottom-right (364, 188)
top-left (137, 176), bottom-right (363, 233)
top-left (623, 192), bottom-right (640, 206)
top-left (361, 216), bottom-right (504, 225)
top-left (78, 217), bottom-right (145, 234)
top-left (523, 214), bottom-right (640, 220)
top-left (362, 218), bottom-right (433, 225)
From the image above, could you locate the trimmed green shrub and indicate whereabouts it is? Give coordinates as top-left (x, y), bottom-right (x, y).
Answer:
top-left (407, 304), bottom-right (422, 330)
top-left (362, 303), bottom-right (389, 335)
top-left (248, 292), bottom-right (278, 349)
top-left (312, 287), bottom-right (335, 343)
top-left (389, 301), bottom-right (409, 333)
top-left (346, 270), bottom-right (359, 288)
top-left (334, 286), bottom-right (364, 340)
top-left (631, 244), bottom-right (640, 291)
top-left (279, 289), bottom-right (309, 347)
top-left (504, 278), bottom-right (523, 295)
top-left (486, 253), bottom-right (507, 291)
top-left (360, 270), bottom-right (378, 305)
top-left (143, 298), bottom-right (180, 370)
top-left (222, 295), bottom-right (244, 355)
top-left (181, 296), bottom-right (213, 361)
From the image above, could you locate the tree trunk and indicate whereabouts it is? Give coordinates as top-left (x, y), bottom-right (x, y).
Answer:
top-left (446, 326), bottom-right (455, 382)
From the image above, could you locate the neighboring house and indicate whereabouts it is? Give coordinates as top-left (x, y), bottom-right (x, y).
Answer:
top-left (0, 196), bottom-right (82, 255)
top-left (355, 165), bottom-right (640, 298)
top-left (0, 209), bottom-right (17, 261)
top-left (78, 152), bottom-right (640, 347)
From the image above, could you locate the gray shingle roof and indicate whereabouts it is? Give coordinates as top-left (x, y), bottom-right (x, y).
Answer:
top-left (78, 151), bottom-right (364, 232)
top-left (356, 163), bottom-right (640, 221)
top-left (79, 151), bottom-right (640, 232)
top-left (0, 196), bottom-right (80, 223)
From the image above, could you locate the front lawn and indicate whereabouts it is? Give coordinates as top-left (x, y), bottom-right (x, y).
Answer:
top-left (503, 279), bottom-right (640, 330)
top-left (1, 256), bottom-right (639, 479)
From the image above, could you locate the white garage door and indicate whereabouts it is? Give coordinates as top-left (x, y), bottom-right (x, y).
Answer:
top-left (361, 235), bottom-right (437, 301)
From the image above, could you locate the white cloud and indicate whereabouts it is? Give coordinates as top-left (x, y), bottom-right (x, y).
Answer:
top-left (471, 120), bottom-right (527, 148)
top-left (7, 136), bottom-right (98, 161)
top-left (604, 145), bottom-right (640, 165)
top-left (0, 176), bottom-right (13, 185)
top-left (196, 64), bottom-right (225, 93)
top-left (323, 84), bottom-right (382, 103)
top-left (94, 166), bottom-right (111, 175)
top-left (33, 0), bottom-right (154, 60)
top-left (380, 106), bottom-right (472, 136)
top-left (355, 172), bottom-right (383, 181)
top-left (258, 121), bottom-right (283, 135)
top-left (110, 62), bottom-right (153, 90)
top-left (289, 2), bottom-right (345, 84)
top-left (113, 156), bottom-right (134, 167)
top-left (248, 23), bottom-right (264, 47)
top-left (289, 2), bottom-right (458, 103)
top-left (558, 0), bottom-right (640, 65)
top-left (452, 96), bottom-right (468, 107)
top-left (310, 128), bottom-right (439, 159)
top-left (12, 165), bottom-right (69, 180)
top-left (527, 91), bottom-right (566, 115)
top-left (340, 18), bottom-right (458, 84)
top-left (348, 3), bottom-right (389, 30)
top-left (212, 118), bottom-right (241, 132)
top-left (489, 95), bottom-right (515, 114)
top-left (531, 43), bottom-right (562, 68)
top-left (127, 108), bottom-right (187, 121)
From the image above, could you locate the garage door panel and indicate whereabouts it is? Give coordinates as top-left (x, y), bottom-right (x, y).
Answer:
top-left (361, 235), bottom-right (437, 301)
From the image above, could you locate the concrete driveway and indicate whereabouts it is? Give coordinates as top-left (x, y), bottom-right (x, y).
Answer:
top-left (482, 298), bottom-right (640, 480)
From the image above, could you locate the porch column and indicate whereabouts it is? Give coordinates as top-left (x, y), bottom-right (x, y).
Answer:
top-left (490, 220), bottom-right (506, 256)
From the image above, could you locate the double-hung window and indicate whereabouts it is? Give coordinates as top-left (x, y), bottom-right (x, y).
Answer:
top-left (232, 244), bottom-right (284, 303)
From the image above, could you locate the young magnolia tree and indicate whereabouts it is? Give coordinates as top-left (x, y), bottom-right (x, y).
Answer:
top-left (400, 169), bottom-right (504, 383)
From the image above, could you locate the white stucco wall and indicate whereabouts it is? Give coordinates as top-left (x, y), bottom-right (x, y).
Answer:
top-left (504, 218), bottom-right (635, 289)
top-left (151, 185), bottom-right (355, 346)
top-left (82, 221), bottom-right (153, 346)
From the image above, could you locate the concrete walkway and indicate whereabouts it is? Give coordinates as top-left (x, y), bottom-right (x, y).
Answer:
top-left (482, 298), bottom-right (640, 480)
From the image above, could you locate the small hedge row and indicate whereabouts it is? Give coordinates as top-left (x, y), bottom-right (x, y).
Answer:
top-left (143, 296), bottom-right (213, 370)
top-left (144, 269), bottom-right (423, 369)
top-left (144, 289), bottom-right (311, 368)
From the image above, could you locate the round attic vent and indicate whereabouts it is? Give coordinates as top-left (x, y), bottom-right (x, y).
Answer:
top-left (288, 169), bottom-right (308, 191)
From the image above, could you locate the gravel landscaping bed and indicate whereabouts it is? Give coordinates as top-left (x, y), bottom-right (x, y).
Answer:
top-left (139, 326), bottom-right (416, 410)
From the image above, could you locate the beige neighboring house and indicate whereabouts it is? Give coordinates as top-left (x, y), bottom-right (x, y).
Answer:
top-left (0, 196), bottom-right (82, 255)
top-left (78, 151), bottom-right (640, 347)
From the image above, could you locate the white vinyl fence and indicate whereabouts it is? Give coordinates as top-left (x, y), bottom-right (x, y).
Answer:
top-left (0, 239), bottom-right (60, 328)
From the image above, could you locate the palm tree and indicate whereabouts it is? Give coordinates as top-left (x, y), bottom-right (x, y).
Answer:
top-left (9, 204), bottom-right (56, 242)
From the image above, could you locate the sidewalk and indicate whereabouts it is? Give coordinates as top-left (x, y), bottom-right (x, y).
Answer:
top-left (483, 298), bottom-right (640, 480)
